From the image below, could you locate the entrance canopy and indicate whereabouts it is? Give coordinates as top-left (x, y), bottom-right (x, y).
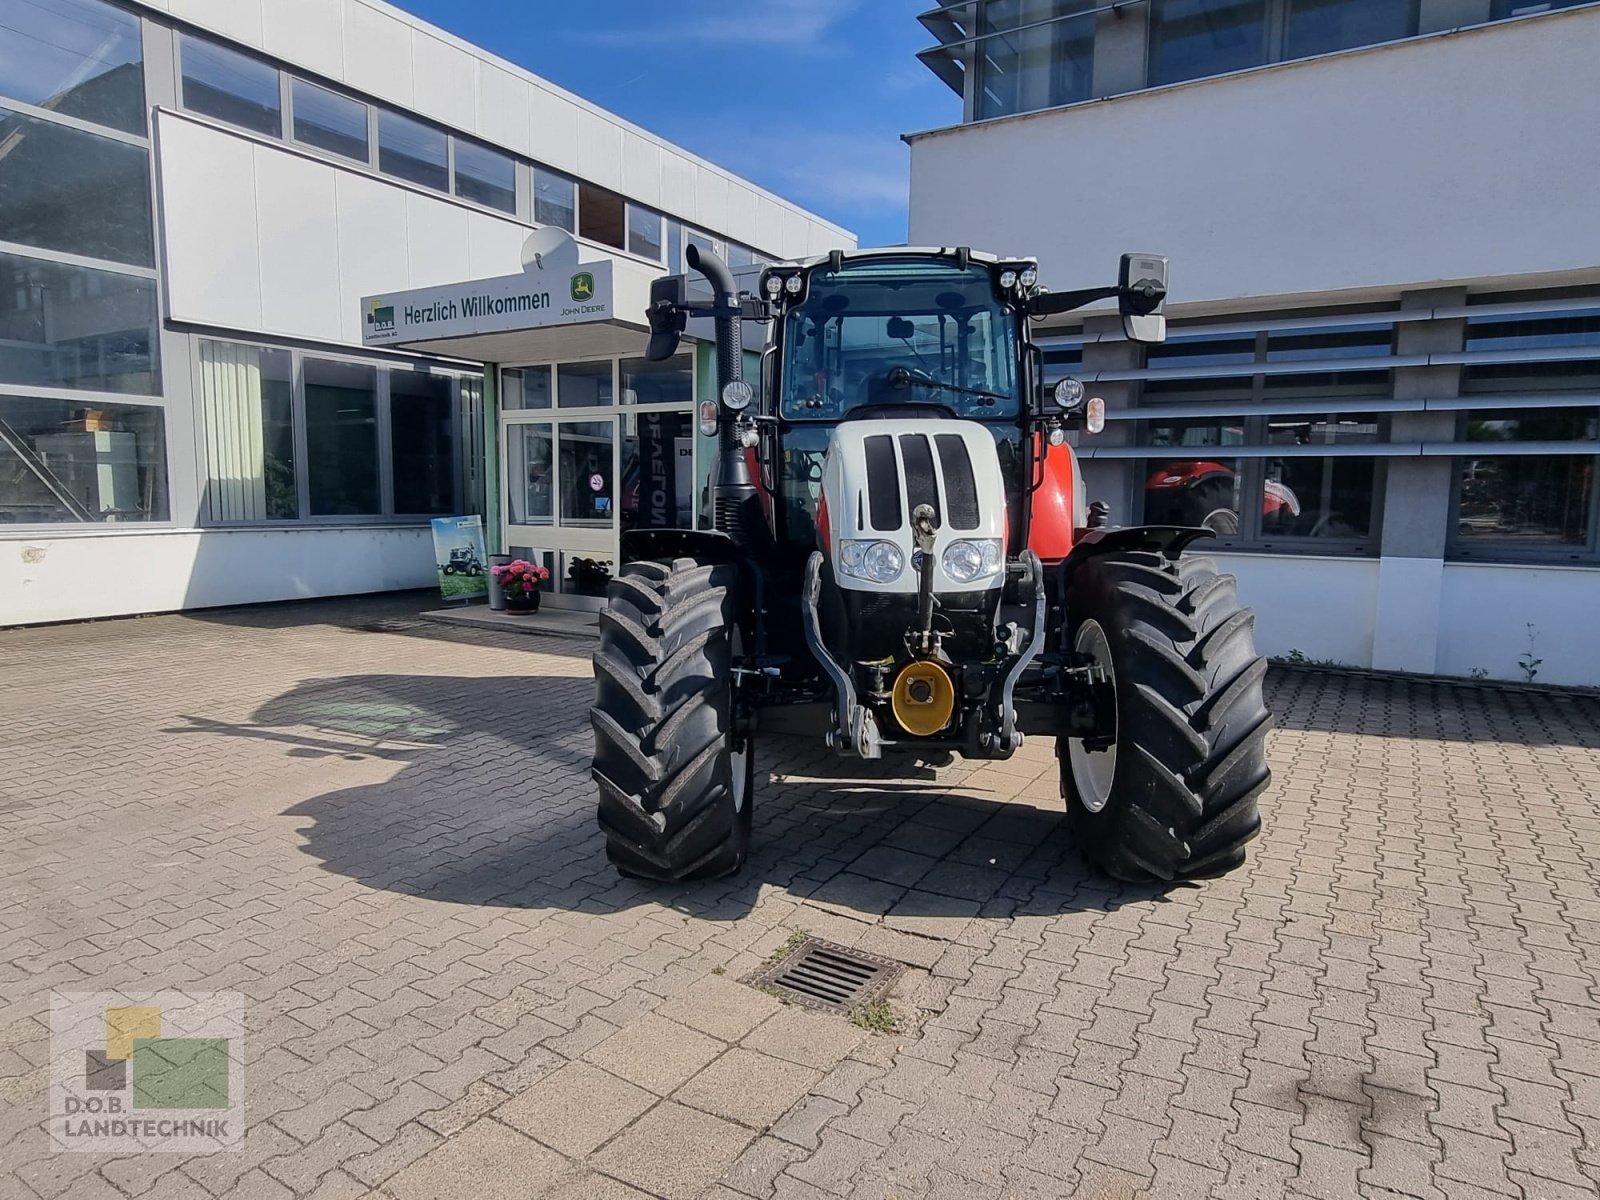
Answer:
top-left (360, 236), bottom-right (662, 364)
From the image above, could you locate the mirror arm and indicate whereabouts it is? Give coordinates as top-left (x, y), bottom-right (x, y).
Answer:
top-left (1027, 285), bottom-right (1121, 318)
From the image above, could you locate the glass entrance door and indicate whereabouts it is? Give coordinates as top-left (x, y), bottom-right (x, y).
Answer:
top-left (500, 353), bottom-right (698, 610)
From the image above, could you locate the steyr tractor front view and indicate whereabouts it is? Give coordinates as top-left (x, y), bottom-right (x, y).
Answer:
top-left (589, 246), bottom-right (1272, 885)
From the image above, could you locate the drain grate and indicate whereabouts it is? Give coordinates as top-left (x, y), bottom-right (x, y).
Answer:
top-left (746, 938), bottom-right (902, 1014)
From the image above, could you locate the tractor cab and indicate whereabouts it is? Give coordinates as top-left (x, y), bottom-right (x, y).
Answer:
top-left (590, 245), bottom-right (1272, 889)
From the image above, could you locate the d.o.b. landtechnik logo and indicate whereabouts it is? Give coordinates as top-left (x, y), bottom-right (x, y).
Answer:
top-left (50, 991), bottom-right (244, 1153)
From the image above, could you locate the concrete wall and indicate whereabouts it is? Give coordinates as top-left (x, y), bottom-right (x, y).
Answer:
top-left (128, 0), bottom-right (851, 258)
top-left (4, 527), bottom-right (435, 626)
top-left (908, 7), bottom-right (1600, 305)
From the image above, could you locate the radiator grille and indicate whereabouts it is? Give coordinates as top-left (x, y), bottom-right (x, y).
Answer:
top-left (934, 433), bottom-right (979, 530)
top-left (898, 433), bottom-right (941, 525)
top-left (863, 434), bottom-right (902, 531)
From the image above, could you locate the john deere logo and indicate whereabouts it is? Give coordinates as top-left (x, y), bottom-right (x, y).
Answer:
top-left (570, 272), bottom-right (595, 302)
top-left (367, 301), bottom-right (395, 333)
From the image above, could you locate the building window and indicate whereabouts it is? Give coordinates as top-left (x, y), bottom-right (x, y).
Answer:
top-left (377, 109), bottom-right (448, 192)
top-left (180, 35), bottom-right (282, 137)
top-left (290, 79), bottom-right (368, 163)
top-left (975, 0), bottom-right (1095, 120)
top-left (0, 0), bottom-right (145, 135)
top-left (726, 243), bottom-right (756, 270)
top-left (1140, 413), bottom-right (1383, 544)
top-left (453, 139), bottom-right (515, 214)
top-left (557, 360), bottom-right (614, 408)
top-left (0, 394), bottom-right (167, 523)
top-left (507, 422), bottom-right (553, 525)
top-left (1490, 0), bottom-right (1589, 16)
top-left (533, 169), bottom-right (576, 231)
top-left (1456, 441), bottom-right (1595, 550)
top-left (200, 340), bottom-right (468, 524)
top-left (578, 183), bottom-right (626, 251)
top-left (304, 357), bottom-right (379, 516)
top-left (390, 368), bottom-right (456, 514)
top-left (1149, 0), bottom-right (1269, 86)
top-left (0, 105), bottom-right (154, 266)
top-left (627, 206), bottom-right (663, 261)
top-left (1284, 0), bottom-right (1416, 61)
top-left (199, 341), bottom-right (296, 521)
top-left (621, 354), bottom-right (692, 406)
top-left (0, 251), bottom-right (160, 394)
top-left (502, 366), bottom-right (552, 410)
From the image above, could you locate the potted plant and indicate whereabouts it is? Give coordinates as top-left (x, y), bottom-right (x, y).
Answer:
top-left (491, 558), bottom-right (550, 613)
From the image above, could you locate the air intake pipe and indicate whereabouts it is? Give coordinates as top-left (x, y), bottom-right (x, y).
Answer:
top-left (688, 244), bottom-right (759, 546)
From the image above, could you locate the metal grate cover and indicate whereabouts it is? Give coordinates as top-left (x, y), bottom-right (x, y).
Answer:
top-left (746, 938), bottom-right (902, 1014)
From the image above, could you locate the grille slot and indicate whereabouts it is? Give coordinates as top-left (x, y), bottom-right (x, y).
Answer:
top-left (863, 434), bottom-right (902, 531)
top-left (898, 433), bottom-right (941, 525)
top-left (746, 938), bottom-right (902, 1014)
top-left (934, 433), bottom-right (979, 530)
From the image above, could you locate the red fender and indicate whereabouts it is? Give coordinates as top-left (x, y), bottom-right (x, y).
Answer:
top-left (1028, 436), bottom-right (1078, 563)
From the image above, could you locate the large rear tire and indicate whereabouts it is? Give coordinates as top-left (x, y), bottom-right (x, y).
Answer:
top-left (1059, 550), bottom-right (1271, 882)
top-left (591, 557), bottom-right (753, 881)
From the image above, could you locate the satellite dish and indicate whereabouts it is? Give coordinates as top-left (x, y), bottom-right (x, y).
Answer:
top-left (522, 227), bottom-right (579, 273)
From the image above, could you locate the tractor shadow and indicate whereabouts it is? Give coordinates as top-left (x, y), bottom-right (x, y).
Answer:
top-left (166, 666), bottom-right (1171, 923)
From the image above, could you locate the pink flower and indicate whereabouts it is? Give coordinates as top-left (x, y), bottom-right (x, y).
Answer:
top-left (522, 580), bottom-right (533, 593)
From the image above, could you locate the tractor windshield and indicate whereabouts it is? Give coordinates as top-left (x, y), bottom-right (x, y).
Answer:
top-left (779, 259), bottom-right (1020, 421)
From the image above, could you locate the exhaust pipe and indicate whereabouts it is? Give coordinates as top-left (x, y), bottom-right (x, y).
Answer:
top-left (687, 245), bottom-right (759, 546)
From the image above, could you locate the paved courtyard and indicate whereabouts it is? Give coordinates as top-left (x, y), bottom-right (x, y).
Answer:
top-left (2, 594), bottom-right (1598, 1200)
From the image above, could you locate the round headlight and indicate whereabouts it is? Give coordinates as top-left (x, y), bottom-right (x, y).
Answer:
top-left (942, 538), bottom-right (1004, 584)
top-left (1020, 266), bottom-right (1038, 289)
top-left (784, 273), bottom-right (803, 295)
top-left (863, 541), bottom-right (904, 583)
top-left (763, 274), bottom-right (783, 299)
top-left (1053, 377), bottom-right (1086, 410)
top-left (942, 540), bottom-right (985, 583)
top-left (1086, 397), bottom-right (1106, 434)
top-left (721, 380), bottom-right (753, 410)
top-left (998, 269), bottom-right (1018, 290)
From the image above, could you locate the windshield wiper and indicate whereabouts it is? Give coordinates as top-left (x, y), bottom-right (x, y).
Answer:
top-left (885, 365), bottom-right (1008, 404)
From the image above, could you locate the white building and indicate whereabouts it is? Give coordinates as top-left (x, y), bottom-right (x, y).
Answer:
top-left (909, 0), bottom-right (1600, 685)
top-left (1, 0), bottom-right (853, 624)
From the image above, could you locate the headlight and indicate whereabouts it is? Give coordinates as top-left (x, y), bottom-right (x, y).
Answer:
top-left (839, 539), bottom-right (904, 583)
top-left (1053, 377), bottom-right (1085, 410)
top-left (998, 269), bottom-right (1018, 290)
top-left (1020, 266), bottom-right (1038, 289)
top-left (941, 538), bottom-right (1003, 584)
top-left (763, 274), bottom-right (783, 299)
top-left (784, 273), bottom-right (803, 296)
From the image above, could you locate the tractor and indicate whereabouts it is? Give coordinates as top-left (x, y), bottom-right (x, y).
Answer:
top-left (589, 246), bottom-right (1271, 884)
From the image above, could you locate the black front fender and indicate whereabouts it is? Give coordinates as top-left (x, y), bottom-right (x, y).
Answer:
top-left (619, 528), bottom-right (742, 566)
top-left (1060, 524), bottom-right (1215, 590)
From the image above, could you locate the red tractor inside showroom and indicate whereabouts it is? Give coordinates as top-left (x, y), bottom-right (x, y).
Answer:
top-left (589, 247), bottom-right (1272, 884)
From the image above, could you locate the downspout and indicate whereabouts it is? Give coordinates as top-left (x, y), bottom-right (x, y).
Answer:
top-left (483, 363), bottom-right (500, 554)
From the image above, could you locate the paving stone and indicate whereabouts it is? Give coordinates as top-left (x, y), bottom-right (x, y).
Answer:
top-left (383, 1117), bottom-right (572, 1199)
top-left (590, 1101), bottom-right (755, 1200)
top-left (654, 974), bottom-right (783, 1043)
top-left (495, 1060), bottom-right (656, 1156)
top-left (740, 1007), bottom-right (867, 1071)
top-left (583, 1014), bottom-right (725, 1097)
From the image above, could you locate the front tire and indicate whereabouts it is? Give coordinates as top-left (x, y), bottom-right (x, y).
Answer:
top-left (1059, 550), bottom-right (1271, 882)
top-left (591, 557), bottom-right (753, 881)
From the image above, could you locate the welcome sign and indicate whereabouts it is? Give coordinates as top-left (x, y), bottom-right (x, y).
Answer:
top-left (361, 259), bottom-right (615, 348)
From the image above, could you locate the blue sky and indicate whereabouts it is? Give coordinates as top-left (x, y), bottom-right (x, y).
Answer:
top-left (393, 0), bottom-right (957, 247)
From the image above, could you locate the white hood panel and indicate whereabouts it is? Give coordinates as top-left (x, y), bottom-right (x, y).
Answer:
top-left (820, 419), bottom-right (1007, 594)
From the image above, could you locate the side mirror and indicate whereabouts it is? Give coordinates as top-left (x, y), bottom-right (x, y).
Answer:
top-left (1119, 253), bottom-right (1168, 344)
top-left (645, 274), bottom-right (688, 361)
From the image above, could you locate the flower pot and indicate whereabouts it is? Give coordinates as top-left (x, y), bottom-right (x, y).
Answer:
top-left (505, 588), bottom-right (541, 614)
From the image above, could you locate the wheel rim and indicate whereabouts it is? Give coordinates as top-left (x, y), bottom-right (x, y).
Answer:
top-left (1202, 508), bottom-right (1239, 535)
top-left (1067, 619), bottom-right (1117, 814)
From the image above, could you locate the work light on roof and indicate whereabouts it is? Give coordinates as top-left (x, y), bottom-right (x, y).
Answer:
top-left (784, 274), bottom-right (803, 296)
top-left (1020, 267), bottom-right (1038, 289)
top-left (998, 269), bottom-right (1018, 290)
top-left (763, 274), bottom-right (783, 299)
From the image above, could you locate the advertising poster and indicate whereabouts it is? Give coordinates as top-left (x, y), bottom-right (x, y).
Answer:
top-left (430, 516), bottom-right (489, 601)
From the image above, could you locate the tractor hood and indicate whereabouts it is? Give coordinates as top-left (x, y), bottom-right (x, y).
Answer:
top-left (819, 420), bottom-right (1007, 595)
